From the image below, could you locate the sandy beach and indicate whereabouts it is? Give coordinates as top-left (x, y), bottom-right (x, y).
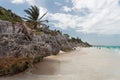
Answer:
top-left (1, 47), bottom-right (120, 80)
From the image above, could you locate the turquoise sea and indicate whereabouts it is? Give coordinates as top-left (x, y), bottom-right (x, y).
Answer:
top-left (94, 45), bottom-right (120, 49)
top-left (93, 45), bottom-right (120, 52)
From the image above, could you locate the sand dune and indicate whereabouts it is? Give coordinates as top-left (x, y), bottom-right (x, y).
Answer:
top-left (1, 48), bottom-right (120, 80)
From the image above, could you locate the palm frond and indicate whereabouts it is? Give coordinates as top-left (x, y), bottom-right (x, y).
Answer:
top-left (24, 5), bottom-right (48, 29)
top-left (40, 20), bottom-right (49, 23)
top-left (39, 12), bottom-right (47, 20)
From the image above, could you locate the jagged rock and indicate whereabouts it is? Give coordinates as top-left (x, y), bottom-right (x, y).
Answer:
top-left (0, 6), bottom-right (92, 76)
top-left (33, 32), bottom-right (61, 55)
top-left (55, 33), bottom-right (72, 51)
top-left (0, 20), bottom-right (91, 57)
top-left (0, 20), bottom-right (91, 76)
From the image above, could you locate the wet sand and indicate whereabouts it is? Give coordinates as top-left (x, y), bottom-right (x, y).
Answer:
top-left (1, 48), bottom-right (120, 80)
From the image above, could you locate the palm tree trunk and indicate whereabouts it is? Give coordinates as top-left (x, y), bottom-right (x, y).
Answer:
top-left (33, 23), bottom-right (37, 29)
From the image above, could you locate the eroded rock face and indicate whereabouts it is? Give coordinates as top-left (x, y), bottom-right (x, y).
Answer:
top-left (0, 20), bottom-right (92, 76)
top-left (0, 20), bottom-right (91, 58)
top-left (0, 20), bottom-right (51, 58)
top-left (0, 20), bottom-right (13, 33)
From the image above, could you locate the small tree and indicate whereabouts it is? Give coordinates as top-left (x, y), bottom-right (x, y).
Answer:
top-left (24, 5), bottom-right (48, 29)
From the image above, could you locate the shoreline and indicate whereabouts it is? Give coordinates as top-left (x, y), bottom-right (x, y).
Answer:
top-left (1, 47), bottom-right (120, 80)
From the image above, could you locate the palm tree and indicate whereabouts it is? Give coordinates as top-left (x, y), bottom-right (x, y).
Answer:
top-left (24, 5), bottom-right (48, 29)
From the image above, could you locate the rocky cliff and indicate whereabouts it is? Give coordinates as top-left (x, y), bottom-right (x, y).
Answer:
top-left (0, 20), bottom-right (91, 75)
top-left (0, 20), bottom-right (91, 57)
top-left (0, 6), bottom-right (91, 76)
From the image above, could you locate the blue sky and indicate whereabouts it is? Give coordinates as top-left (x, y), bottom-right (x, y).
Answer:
top-left (0, 0), bottom-right (120, 46)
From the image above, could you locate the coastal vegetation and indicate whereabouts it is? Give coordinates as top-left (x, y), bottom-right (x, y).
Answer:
top-left (0, 6), bottom-right (92, 76)
top-left (24, 5), bottom-right (48, 29)
top-left (0, 6), bottom-right (22, 23)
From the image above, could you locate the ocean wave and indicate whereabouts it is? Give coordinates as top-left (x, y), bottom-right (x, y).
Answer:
top-left (93, 45), bottom-right (120, 54)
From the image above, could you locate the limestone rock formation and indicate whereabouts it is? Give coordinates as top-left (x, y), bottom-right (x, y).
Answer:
top-left (0, 20), bottom-right (91, 58)
top-left (0, 20), bottom-right (92, 76)
top-left (0, 6), bottom-right (92, 76)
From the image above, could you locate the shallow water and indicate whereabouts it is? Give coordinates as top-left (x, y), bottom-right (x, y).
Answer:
top-left (1, 48), bottom-right (120, 80)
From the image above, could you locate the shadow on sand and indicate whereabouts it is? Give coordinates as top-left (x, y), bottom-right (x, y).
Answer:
top-left (31, 57), bottom-right (61, 75)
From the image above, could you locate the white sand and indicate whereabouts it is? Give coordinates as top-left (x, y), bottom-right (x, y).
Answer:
top-left (1, 47), bottom-right (120, 80)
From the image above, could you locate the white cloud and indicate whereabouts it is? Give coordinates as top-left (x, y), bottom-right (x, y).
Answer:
top-left (49, 0), bottom-right (120, 34)
top-left (48, 13), bottom-right (80, 29)
top-left (11, 0), bottom-right (48, 18)
top-left (39, 7), bottom-right (48, 18)
top-left (10, 0), bottom-right (120, 34)
top-left (26, 0), bottom-right (35, 5)
top-left (11, 0), bottom-right (35, 5)
top-left (62, 6), bottom-right (72, 12)
top-left (11, 0), bottom-right (25, 4)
